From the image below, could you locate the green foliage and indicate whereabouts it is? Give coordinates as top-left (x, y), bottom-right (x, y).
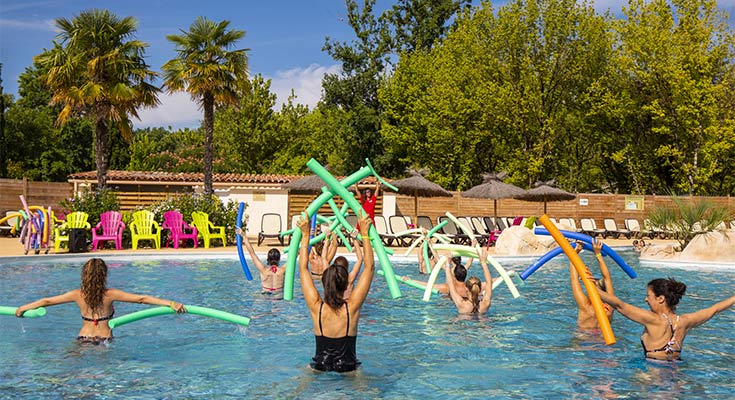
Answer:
top-left (35, 9), bottom-right (160, 189)
top-left (647, 195), bottom-right (732, 249)
top-left (128, 127), bottom-right (208, 172)
top-left (163, 17), bottom-right (250, 195)
top-left (59, 188), bottom-right (120, 228)
top-left (149, 194), bottom-right (240, 245)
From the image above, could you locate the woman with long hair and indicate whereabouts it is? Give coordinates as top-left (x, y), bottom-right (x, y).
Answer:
top-left (597, 277), bottom-right (735, 361)
top-left (297, 211), bottom-right (374, 372)
top-left (15, 258), bottom-right (185, 343)
top-left (444, 247), bottom-right (492, 314)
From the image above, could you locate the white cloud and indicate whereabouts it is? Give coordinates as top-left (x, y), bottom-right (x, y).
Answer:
top-left (0, 18), bottom-right (56, 32)
top-left (134, 91), bottom-right (201, 130)
top-left (267, 63), bottom-right (341, 109)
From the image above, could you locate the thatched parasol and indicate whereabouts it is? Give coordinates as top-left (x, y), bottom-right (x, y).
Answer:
top-left (391, 169), bottom-right (452, 224)
top-left (461, 172), bottom-right (526, 219)
top-left (514, 180), bottom-right (576, 214)
top-left (283, 175), bottom-right (329, 193)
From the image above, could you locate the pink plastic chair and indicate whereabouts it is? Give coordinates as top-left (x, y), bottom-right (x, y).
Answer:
top-left (162, 210), bottom-right (198, 249)
top-left (91, 211), bottom-right (125, 251)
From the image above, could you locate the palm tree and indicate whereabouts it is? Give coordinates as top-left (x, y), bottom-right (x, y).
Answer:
top-left (648, 195), bottom-right (732, 249)
top-left (162, 17), bottom-right (249, 195)
top-left (36, 9), bottom-right (160, 189)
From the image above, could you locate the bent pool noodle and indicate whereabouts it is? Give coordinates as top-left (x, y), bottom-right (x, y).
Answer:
top-left (326, 199), bottom-right (354, 252)
top-left (235, 202), bottom-right (253, 281)
top-left (423, 256), bottom-right (449, 301)
top-left (445, 212), bottom-right (477, 244)
top-left (533, 228), bottom-right (636, 279)
top-left (377, 270), bottom-right (439, 294)
top-left (433, 243), bottom-right (521, 298)
top-left (1, 306), bottom-right (46, 318)
top-left (520, 241), bottom-right (596, 280)
top-left (307, 159), bottom-right (401, 299)
top-left (424, 220), bottom-right (449, 269)
top-left (539, 215), bottom-right (615, 345)
top-left (283, 165), bottom-right (374, 300)
top-left (403, 235), bottom-right (424, 256)
top-left (108, 305), bottom-right (250, 329)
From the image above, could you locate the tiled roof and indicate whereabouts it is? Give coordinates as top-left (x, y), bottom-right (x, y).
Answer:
top-left (67, 170), bottom-right (383, 185)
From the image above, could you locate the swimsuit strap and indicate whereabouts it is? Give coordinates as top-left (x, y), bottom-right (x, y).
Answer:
top-left (318, 302), bottom-right (324, 336)
top-left (345, 303), bottom-right (350, 336)
top-left (81, 305), bottom-right (115, 326)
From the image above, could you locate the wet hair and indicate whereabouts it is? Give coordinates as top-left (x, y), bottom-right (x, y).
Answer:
top-left (465, 276), bottom-right (482, 313)
top-left (648, 278), bottom-right (687, 311)
top-left (451, 256), bottom-right (462, 268)
top-left (453, 264), bottom-right (467, 282)
top-left (267, 249), bottom-right (281, 266)
top-left (595, 278), bottom-right (607, 293)
top-left (322, 264), bottom-right (349, 309)
top-left (333, 256), bottom-right (348, 269)
top-left (80, 258), bottom-right (108, 316)
top-left (313, 241), bottom-right (324, 256)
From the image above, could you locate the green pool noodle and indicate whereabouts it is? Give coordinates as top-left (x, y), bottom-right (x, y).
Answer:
top-left (1, 306), bottom-right (46, 318)
top-left (377, 270), bottom-right (439, 294)
top-left (283, 166), bottom-right (372, 300)
top-left (307, 158), bottom-right (401, 299)
top-left (108, 305), bottom-right (250, 329)
top-left (422, 256), bottom-right (449, 301)
top-left (433, 243), bottom-right (521, 298)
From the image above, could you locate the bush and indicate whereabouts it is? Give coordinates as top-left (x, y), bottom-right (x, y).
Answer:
top-left (59, 188), bottom-right (120, 228)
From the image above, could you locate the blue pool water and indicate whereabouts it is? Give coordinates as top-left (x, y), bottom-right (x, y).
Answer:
top-left (1, 251), bottom-right (734, 399)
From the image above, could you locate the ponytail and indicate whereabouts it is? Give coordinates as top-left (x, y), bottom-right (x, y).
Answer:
top-left (465, 276), bottom-right (482, 313)
top-left (648, 277), bottom-right (687, 310)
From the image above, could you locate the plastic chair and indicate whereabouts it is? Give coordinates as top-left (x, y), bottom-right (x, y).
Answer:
top-left (91, 211), bottom-right (125, 251)
top-left (191, 211), bottom-right (226, 248)
top-left (258, 213), bottom-right (284, 246)
top-left (54, 211), bottom-right (91, 252)
top-left (130, 210), bottom-right (161, 250)
top-left (162, 210), bottom-right (198, 249)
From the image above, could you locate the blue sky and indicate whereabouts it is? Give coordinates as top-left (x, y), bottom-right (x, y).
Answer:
top-left (2, 0), bottom-right (734, 130)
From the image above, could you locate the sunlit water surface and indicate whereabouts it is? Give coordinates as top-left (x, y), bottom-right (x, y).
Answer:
top-left (1, 251), bottom-right (733, 399)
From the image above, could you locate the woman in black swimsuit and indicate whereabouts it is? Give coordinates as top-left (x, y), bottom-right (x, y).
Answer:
top-left (16, 258), bottom-right (185, 343)
top-left (297, 211), bottom-right (375, 372)
top-left (596, 277), bottom-right (735, 361)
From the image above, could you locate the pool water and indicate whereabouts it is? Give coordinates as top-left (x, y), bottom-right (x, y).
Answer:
top-left (1, 251), bottom-right (733, 399)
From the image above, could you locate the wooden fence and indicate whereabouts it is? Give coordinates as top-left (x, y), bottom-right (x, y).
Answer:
top-left (0, 178), bottom-right (72, 213)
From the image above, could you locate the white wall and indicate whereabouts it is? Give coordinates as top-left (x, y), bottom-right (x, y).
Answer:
top-left (216, 187), bottom-right (289, 236)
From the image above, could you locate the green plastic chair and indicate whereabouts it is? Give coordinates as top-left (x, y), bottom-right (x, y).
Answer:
top-left (54, 211), bottom-right (91, 252)
top-left (130, 210), bottom-right (161, 250)
top-left (191, 211), bottom-right (226, 248)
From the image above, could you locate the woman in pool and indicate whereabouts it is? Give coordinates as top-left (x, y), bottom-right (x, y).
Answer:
top-left (443, 246), bottom-right (492, 314)
top-left (237, 227), bottom-right (286, 294)
top-left (596, 277), bottom-right (735, 361)
top-left (570, 239), bottom-right (614, 330)
top-left (15, 258), bottom-right (185, 343)
top-left (309, 227), bottom-right (338, 279)
top-left (297, 211), bottom-right (374, 372)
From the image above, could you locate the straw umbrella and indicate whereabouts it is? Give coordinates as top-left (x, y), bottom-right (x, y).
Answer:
top-left (283, 175), bottom-right (329, 193)
top-left (461, 172), bottom-right (526, 220)
top-left (514, 180), bottom-right (576, 214)
top-left (390, 169), bottom-right (452, 224)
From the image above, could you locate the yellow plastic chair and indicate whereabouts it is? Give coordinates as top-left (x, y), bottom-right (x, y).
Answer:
top-left (191, 211), bottom-right (226, 248)
top-left (54, 211), bottom-right (91, 252)
top-left (129, 210), bottom-right (161, 250)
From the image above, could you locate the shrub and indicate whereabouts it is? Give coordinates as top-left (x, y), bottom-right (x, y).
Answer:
top-left (59, 188), bottom-right (120, 228)
top-left (647, 195), bottom-right (732, 249)
top-left (149, 193), bottom-right (242, 245)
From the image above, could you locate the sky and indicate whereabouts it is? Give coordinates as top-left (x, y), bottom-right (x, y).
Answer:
top-left (2, 0), bottom-right (735, 130)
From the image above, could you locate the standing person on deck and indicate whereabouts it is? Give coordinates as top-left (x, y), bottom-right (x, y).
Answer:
top-left (354, 180), bottom-right (380, 224)
top-left (237, 228), bottom-right (286, 295)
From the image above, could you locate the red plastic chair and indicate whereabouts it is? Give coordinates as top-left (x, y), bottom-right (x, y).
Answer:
top-left (91, 211), bottom-right (125, 251)
top-left (162, 210), bottom-right (198, 249)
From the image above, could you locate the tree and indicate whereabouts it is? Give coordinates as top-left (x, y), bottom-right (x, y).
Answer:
top-left (648, 195), bottom-right (732, 249)
top-left (162, 17), bottom-right (249, 195)
top-left (35, 9), bottom-right (160, 188)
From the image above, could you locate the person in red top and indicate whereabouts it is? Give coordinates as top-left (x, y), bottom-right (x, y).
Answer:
top-left (354, 181), bottom-right (380, 224)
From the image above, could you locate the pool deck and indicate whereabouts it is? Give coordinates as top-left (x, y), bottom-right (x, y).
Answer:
top-left (0, 235), bottom-right (665, 260)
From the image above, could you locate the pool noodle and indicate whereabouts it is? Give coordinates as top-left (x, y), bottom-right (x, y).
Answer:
top-left (423, 256), bottom-right (449, 301)
top-left (108, 305), bottom-right (250, 329)
top-left (539, 214), bottom-right (615, 345)
top-left (377, 270), bottom-right (440, 294)
top-left (306, 159), bottom-right (401, 299)
top-left (0, 306), bottom-right (46, 318)
top-left (445, 212), bottom-right (477, 244)
top-left (520, 242), bottom-right (596, 280)
top-left (533, 228), bottom-right (637, 278)
top-left (235, 202), bottom-right (253, 281)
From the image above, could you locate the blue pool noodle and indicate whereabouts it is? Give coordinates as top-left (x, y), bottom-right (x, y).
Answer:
top-left (235, 202), bottom-right (253, 280)
top-left (528, 228), bottom-right (637, 279)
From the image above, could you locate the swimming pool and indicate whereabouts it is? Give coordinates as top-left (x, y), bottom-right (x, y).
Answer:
top-left (1, 251), bottom-right (733, 399)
